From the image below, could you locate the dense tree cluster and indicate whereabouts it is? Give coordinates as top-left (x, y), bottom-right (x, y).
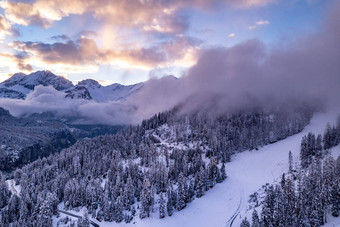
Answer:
top-left (243, 119), bottom-right (340, 227)
top-left (300, 116), bottom-right (340, 168)
top-left (0, 106), bottom-right (312, 226)
top-left (251, 155), bottom-right (340, 227)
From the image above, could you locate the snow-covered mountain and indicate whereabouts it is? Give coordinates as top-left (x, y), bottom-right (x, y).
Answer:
top-left (0, 71), bottom-right (144, 102)
top-left (0, 71), bottom-right (73, 99)
top-left (66, 79), bottom-right (144, 102)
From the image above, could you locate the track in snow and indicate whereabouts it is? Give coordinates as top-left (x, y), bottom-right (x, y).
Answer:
top-left (58, 210), bottom-right (100, 227)
top-left (226, 192), bottom-right (243, 227)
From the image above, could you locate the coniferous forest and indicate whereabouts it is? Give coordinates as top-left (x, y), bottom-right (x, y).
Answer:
top-left (241, 117), bottom-right (340, 227)
top-left (0, 105), bottom-right (314, 226)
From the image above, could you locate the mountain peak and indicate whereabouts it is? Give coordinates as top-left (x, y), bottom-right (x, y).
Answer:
top-left (0, 70), bottom-right (145, 102)
top-left (0, 70), bottom-right (74, 99)
top-left (1, 70), bottom-right (73, 90)
top-left (24, 70), bottom-right (74, 90)
top-left (77, 79), bottom-right (101, 89)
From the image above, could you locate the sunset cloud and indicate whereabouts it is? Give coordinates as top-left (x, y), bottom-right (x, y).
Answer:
top-left (8, 36), bottom-right (200, 74)
top-left (0, 14), bottom-right (19, 40)
top-left (0, 0), bottom-right (326, 86)
top-left (0, 0), bottom-right (275, 32)
top-left (0, 51), bottom-right (32, 71)
top-left (0, 0), bottom-right (189, 34)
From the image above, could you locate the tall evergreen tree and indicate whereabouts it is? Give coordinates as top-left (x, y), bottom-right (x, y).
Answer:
top-left (288, 151), bottom-right (293, 172)
top-left (159, 193), bottom-right (165, 219)
top-left (251, 209), bottom-right (260, 227)
top-left (240, 217), bottom-right (251, 227)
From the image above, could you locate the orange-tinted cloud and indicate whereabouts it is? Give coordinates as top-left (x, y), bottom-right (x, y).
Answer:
top-left (0, 0), bottom-right (189, 34)
top-left (1, 0), bottom-right (276, 33)
top-left (9, 36), bottom-right (200, 72)
top-left (0, 52), bottom-right (33, 78)
top-left (0, 0), bottom-right (275, 77)
top-left (0, 14), bottom-right (19, 40)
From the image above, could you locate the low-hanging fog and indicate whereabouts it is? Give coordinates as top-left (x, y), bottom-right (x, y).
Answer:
top-left (0, 2), bottom-right (339, 125)
top-left (130, 2), bottom-right (340, 120)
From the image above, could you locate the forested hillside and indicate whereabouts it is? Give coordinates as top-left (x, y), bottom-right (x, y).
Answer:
top-left (241, 117), bottom-right (340, 227)
top-left (0, 108), bottom-right (75, 171)
top-left (0, 105), bottom-right (313, 226)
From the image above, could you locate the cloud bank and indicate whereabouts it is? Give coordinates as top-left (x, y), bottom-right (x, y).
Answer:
top-left (0, 85), bottom-right (137, 125)
top-left (129, 2), bottom-right (340, 119)
top-left (0, 1), bottom-right (339, 125)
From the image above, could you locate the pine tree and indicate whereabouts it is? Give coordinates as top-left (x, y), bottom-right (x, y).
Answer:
top-left (140, 178), bottom-right (152, 219)
top-left (220, 162), bottom-right (227, 181)
top-left (166, 187), bottom-right (173, 216)
top-left (159, 193), bottom-right (165, 219)
top-left (251, 209), bottom-right (260, 227)
top-left (288, 151), bottom-right (293, 172)
top-left (176, 172), bottom-right (186, 211)
top-left (114, 195), bottom-right (123, 223)
top-left (195, 166), bottom-right (206, 198)
top-left (102, 192), bottom-right (112, 221)
top-left (240, 217), bottom-right (251, 227)
top-left (18, 201), bottom-right (29, 225)
top-left (77, 209), bottom-right (90, 227)
top-left (36, 199), bottom-right (53, 227)
top-left (315, 134), bottom-right (323, 158)
top-left (0, 174), bottom-right (11, 208)
top-left (324, 123), bottom-right (333, 150)
top-left (261, 186), bottom-right (275, 227)
top-left (300, 136), bottom-right (309, 168)
top-left (331, 180), bottom-right (340, 217)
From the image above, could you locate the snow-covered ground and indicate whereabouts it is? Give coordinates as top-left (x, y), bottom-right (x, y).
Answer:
top-left (56, 111), bottom-right (340, 227)
top-left (6, 179), bottom-right (21, 196)
top-left (325, 216), bottom-right (340, 227)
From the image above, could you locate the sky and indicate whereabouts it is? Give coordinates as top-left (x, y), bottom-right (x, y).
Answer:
top-left (0, 0), bottom-right (335, 85)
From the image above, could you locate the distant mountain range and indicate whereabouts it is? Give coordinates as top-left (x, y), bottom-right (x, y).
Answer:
top-left (0, 70), bottom-right (144, 102)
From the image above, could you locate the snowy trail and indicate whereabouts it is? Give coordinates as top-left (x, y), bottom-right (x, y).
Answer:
top-left (57, 210), bottom-right (100, 227)
top-left (92, 111), bottom-right (340, 227)
top-left (226, 191), bottom-right (242, 227)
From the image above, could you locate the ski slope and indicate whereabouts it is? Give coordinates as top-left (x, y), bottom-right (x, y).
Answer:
top-left (59, 111), bottom-right (340, 227)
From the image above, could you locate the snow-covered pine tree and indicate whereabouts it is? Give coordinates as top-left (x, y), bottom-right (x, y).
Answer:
top-left (159, 193), bottom-right (165, 219)
top-left (251, 209), bottom-right (260, 227)
top-left (288, 151), bottom-right (293, 172)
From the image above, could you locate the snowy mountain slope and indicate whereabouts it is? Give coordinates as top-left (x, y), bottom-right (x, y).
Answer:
top-left (0, 71), bottom-right (73, 99)
top-left (89, 111), bottom-right (339, 227)
top-left (66, 79), bottom-right (144, 102)
top-left (65, 85), bottom-right (92, 100)
top-left (0, 71), bottom-right (144, 102)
